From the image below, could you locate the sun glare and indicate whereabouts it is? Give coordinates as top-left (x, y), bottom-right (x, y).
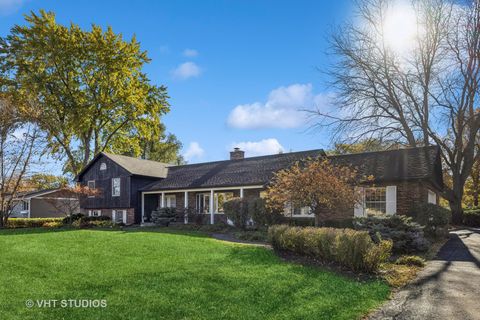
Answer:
top-left (382, 1), bottom-right (419, 54)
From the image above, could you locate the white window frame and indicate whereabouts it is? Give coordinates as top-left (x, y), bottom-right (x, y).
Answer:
top-left (88, 209), bottom-right (102, 217)
top-left (87, 180), bottom-right (95, 197)
top-left (112, 209), bottom-right (127, 224)
top-left (364, 187), bottom-right (387, 216)
top-left (112, 178), bottom-right (121, 197)
top-left (100, 162), bottom-right (107, 171)
top-left (165, 195), bottom-right (176, 208)
top-left (196, 193), bottom-right (211, 214)
top-left (428, 189), bottom-right (437, 204)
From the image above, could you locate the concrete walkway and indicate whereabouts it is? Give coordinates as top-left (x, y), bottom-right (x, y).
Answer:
top-left (370, 228), bottom-right (480, 320)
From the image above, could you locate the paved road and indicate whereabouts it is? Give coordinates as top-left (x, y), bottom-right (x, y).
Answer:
top-left (370, 228), bottom-right (480, 320)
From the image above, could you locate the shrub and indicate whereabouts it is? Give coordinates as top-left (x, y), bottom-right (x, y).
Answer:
top-left (224, 198), bottom-right (250, 230)
top-left (42, 221), bottom-right (63, 228)
top-left (395, 255), bottom-right (426, 267)
top-left (7, 218), bottom-right (64, 228)
top-left (151, 207), bottom-right (176, 226)
top-left (248, 197), bottom-right (283, 227)
top-left (353, 215), bottom-right (429, 254)
top-left (268, 225), bottom-right (392, 273)
top-left (63, 213), bottom-right (84, 224)
top-left (84, 215), bottom-right (111, 222)
top-left (463, 209), bottom-right (480, 227)
top-left (411, 203), bottom-right (451, 238)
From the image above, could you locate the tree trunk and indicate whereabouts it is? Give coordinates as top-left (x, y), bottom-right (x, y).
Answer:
top-left (314, 214), bottom-right (320, 227)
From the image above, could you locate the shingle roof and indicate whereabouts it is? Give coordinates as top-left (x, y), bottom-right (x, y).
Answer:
top-left (327, 146), bottom-right (443, 188)
top-left (141, 149), bottom-right (327, 191)
top-left (102, 153), bottom-right (169, 178)
top-left (76, 152), bottom-right (169, 180)
top-left (15, 189), bottom-right (60, 199)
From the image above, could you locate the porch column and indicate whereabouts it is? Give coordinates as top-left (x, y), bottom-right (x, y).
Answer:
top-left (141, 192), bottom-right (145, 223)
top-left (161, 192), bottom-right (165, 208)
top-left (240, 187), bottom-right (244, 198)
top-left (184, 191), bottom-right (188, 224)
top-left (210, 189), bottom-right (214, 224)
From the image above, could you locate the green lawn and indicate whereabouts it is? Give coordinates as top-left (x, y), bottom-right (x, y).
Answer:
top-left (0, 228), bottom-right (389, 320)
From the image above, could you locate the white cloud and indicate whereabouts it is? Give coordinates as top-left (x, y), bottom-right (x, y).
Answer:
top-left (171, 62), bottom-right (202, 80)
top-left (183, 49), bottom-right (198, 57)
top-left (0, 0), bottom-right (26, 15)
top-left (227, 83), bottom-right (330, 129)
top-left (183, 142), bottom-right (205, 162)
top-left (230, 138), bottom-right (284, 157)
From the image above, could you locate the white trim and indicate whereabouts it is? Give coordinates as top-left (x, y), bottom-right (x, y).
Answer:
top-left (386, 186), bottom-right (397, 215)
top-left (27, 199), bottom-right (31, 218)
top-left (141, 193), bottom-right (145, 223)
top-left (240, 187), bottom-right (244, 198)
top-left (113, 209), bottom-right (127, 224)
top-left (161, 192), bottom-right (165, 208)
top-left (210, 189), bottom-right (214, 224)
top-left (184, 191), bottom-right (188, 224)
top-left (141, 185), bottom-right (264, 195)
top-left (112, 178), bottom-right (121, 197)
top-left (428, 189), bottom-right (437, 204)
top-left (354, 187), bottom-right (365, 217)
top-left (87, 180), bottom-right (95, 197)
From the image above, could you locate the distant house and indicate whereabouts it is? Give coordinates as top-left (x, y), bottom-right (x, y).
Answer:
top-left (76, 146), bottom-right (443, 225)
top-left (10, 189), bottom-right (79, 218)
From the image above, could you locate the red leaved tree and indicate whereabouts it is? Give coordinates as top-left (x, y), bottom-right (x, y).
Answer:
top-left (265, 158), bottom-right (369, 226)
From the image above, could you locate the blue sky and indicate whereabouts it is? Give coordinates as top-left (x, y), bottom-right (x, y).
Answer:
top-left (0, 0), bottom-right (354, 166)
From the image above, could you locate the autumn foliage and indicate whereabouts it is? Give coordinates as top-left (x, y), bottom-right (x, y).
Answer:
top-left (265, 158), bottom-right (367, 226)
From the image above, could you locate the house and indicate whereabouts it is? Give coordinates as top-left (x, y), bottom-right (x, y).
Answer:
top-left (76, 146), bottom-right (443, 225)
top-left (10, 189), bottom-right (80, 218)
top-left (75, 153), bottom-right (169, 224)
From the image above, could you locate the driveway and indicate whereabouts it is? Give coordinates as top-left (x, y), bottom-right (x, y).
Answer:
top-left (370, 228), bottom-right (480, 320)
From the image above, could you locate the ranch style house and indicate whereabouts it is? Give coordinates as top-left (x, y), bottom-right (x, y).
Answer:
top-left (75, 146), bottom-right (444, 225)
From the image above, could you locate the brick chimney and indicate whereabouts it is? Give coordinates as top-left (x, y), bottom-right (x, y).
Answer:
top-left (230, 147), bottom-right (245, 160)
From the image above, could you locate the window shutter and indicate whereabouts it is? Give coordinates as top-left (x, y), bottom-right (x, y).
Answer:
top-left (386, 186), bottom-right (397, 215)
top-left (354, 187), bottom-right (365, 217)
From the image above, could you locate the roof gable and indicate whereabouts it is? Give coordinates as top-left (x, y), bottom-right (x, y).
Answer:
top-left (76, 152), bottom-right (169, 181)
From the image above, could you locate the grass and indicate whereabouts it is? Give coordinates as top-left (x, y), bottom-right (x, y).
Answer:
top-left (0, 228), bottom-right (389, 320)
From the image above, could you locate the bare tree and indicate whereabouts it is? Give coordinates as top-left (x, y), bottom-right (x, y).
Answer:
top-left (0, 97), bottom-right (39, 227)
top-left (312, 0), bottom-right (480, 223)
top-left (44, 185), bottom-right (99, 223)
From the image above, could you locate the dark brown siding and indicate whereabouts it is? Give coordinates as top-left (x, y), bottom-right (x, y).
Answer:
top-left (79, 155), bottom-right (132, 210)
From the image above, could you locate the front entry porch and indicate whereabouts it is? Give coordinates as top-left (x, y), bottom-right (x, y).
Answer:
top-left (141, 186), bottom-right (263, 224)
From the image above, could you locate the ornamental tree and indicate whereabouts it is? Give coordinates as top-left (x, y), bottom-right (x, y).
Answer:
top-left (265, 158), bottom-right (368, 226)
top-left (45, 185), bottom-right (100, 223)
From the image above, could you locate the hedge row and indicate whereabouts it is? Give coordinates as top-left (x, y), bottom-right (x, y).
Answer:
top-left (268, 225), bottom-right (392, 273)
top-left (7, 218), bottom-right (64, 228)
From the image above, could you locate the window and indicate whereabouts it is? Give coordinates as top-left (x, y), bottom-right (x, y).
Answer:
top-left (112, 210), bottom-right (126, 224)
top-left (196, 193), bottom-right (211, 214)
top-left (89, 210), bottom-right (101, 217)
top-left (364, 187), bottom-right (387, 216)
top-left (284, 202), bottom-right (312, 216)
top-left (87, 180), bottom-right (95, 197)
top-left (165, 195), bottom-right (176, 208)
top-left (21, 201), bottom-right (29, 211)
top-left (100, 162), bottom-right (107, 171)
top-left (428, 190), bottom-right (437, 204)
top-left (214, 192), bottom-right (234, 213)
top-left (112, 178), bottom-right (121, 197)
